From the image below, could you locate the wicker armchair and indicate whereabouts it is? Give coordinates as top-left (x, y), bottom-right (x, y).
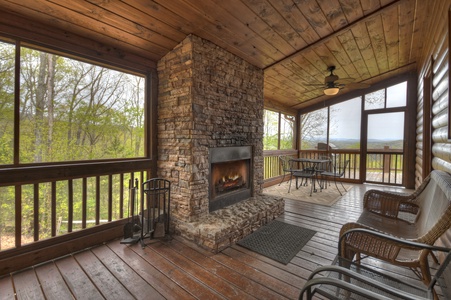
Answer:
top-left (339, 170), bottom-right (451, 286)
top-left (300, 229), bottom-right (451, 300)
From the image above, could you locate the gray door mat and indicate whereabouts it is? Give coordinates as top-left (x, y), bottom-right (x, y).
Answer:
top-left (237, 220), bottom-right (316, 265)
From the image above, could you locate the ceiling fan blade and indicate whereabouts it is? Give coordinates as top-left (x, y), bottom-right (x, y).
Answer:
top-left (346, 82), bottom-right (371, 89)
top-left (335, 78), bottom-right (355, 84)
top-left (304, 83), bottom-right (326, 87)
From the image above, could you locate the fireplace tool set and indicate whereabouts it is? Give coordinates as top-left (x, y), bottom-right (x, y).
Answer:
top-left (121, 178), bottom-right (171, 247)
top-left (120, 179), bottom-right (141, 245)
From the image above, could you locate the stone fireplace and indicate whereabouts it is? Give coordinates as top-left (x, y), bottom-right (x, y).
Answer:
top-left (157, 34), bottom-right (284, 252)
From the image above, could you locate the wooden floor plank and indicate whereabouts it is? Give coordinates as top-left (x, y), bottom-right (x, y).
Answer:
top-left (132, 243), bottom-right (224, 300)
top-left (107, 241), bottom-right (196, 300)
top-left (224, 245), bottom-right (305, 287)
top-left (215, 248), bottom-right (300, 299)
top-left (233, 243), bottom-right (317, 278)
top-left (74, 250), bottom-right (134, 299)
top-left (91, 245), bottom-right (165, 300)
top-left (147, 241), bottom-right (257, 299)
top-left (34, 262), bottom-right (74, 300)
top-left (12, 268), bottom-right (45, 299)
top-left (0, 275), bottom-right (15, 299)
top-left (54, 255), bottom-right (104, 300)
top-left (166, 238), bottom-right (285, 300)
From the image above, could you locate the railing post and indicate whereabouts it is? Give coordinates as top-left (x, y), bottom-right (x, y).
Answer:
top-left (383, 146), bottom-right (390, 174)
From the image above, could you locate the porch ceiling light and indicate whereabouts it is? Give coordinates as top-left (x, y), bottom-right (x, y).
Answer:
top-left (324, 87), bottom-right (339, 96)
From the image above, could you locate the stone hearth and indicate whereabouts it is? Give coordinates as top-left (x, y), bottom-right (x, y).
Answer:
top-left (178, 195), bottom-right (284, 252)
top-left (157, 34), bottom-right (284, 252)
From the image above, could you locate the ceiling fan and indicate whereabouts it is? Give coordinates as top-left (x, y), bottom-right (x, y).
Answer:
top-left (315, 66), bottom-right (370, 96)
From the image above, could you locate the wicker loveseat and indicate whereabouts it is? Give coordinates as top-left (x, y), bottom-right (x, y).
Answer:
top-left (340, 170), bottom-right (451, 285)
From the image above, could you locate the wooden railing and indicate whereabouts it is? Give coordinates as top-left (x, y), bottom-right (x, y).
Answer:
top-left (264, 148), bottom-right (403, 185)
top-left (263, 149), bottom-right (361, 182)
top-left (263, 149), bottom-right (298, 180)
top-left (298, 149), bottom-right (361, 181)
top-left (0, 160), bottom-right (152, 252)
top-left (366, 148), bottom-right (403, 185)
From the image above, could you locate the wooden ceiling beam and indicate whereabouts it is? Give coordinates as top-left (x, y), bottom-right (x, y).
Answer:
top-left (0, 9), bottom-right (156, 72)
top-left (264, 0), bottom-right (403, 71)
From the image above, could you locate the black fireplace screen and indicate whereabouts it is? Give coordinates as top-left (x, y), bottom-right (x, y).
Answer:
top-left (209, 146), bottom-right (252, 212)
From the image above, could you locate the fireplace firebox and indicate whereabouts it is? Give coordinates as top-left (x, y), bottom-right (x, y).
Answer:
top-left (209, 146), bottom-right (253, 212)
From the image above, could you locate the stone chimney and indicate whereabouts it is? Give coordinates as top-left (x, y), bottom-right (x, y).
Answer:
top-left (157, 35), bottom-right (283, 251)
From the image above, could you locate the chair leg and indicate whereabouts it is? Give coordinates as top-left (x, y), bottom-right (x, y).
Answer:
top-left (295, 177), bottom-right (306, 189)
top-left (418, 252), bottom-right (437, 299)
top-left (333, 178), bottom-right (342, 196)
top-left (339, 181), bottom-right (347, 192)
top-left (315, 174), bottom-right (323, 192)
top-left (309, 177), bottom-right (313, 196)
top-left (321, 175), bottom-right (330, 190)
top-left (278, 172), bottom-right (287, 186)
top-left (419, 250), bottom-right (432, 286)
top-left (278, 173), bottom-right (284, 186)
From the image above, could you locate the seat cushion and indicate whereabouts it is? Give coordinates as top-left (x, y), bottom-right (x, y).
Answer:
top-left (357, 210), bottom-right (418, 240)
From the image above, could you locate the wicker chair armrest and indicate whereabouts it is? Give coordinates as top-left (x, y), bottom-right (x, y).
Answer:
top-left (416, 206), bottom-right (451, 245)
top-left (339, 225), bottom-right (451, 259)
top-left (363, 189), bottom-right (419, 218)
top-left (339, 222), bottom-right (399, 262)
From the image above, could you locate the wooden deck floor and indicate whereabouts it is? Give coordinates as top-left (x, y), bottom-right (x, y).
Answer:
top-left (0, 184), bottom-right (428, 299)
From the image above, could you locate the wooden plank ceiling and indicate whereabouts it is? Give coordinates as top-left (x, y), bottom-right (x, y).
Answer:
top-left (0, 0), bottom-right (430, 111)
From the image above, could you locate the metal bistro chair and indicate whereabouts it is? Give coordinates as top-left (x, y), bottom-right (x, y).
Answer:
top-left (278, 155), bottom-right (304, 190)
top-left (314, 155), bottom-right (332, 190)
top-left (299, 229), bottom-right (451, 300)
top-left (278, 155), bottom-right (293, 186)
top-left (291, 159), bottom-right (316, 196)
top-left (321, 159), bottom-right (349, 196)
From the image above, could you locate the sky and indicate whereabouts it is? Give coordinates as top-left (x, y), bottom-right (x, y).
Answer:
top-left (329, 82), bottom-right (406, 141)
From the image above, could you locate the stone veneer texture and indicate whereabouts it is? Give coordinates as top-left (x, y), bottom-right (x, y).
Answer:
top-left (157, 35), bottom-right (282, 251)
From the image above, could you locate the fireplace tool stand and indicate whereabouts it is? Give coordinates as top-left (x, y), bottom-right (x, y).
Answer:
top-left (120, 178), bottom-right (141, 245)
top-left (139, 178), bottom-right (171, 248)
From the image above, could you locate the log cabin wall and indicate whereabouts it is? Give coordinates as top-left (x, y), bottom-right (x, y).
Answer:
top-left (417, 0), bottom-right (451, 186)
top-left (417, 0), bottom-right (451, 250)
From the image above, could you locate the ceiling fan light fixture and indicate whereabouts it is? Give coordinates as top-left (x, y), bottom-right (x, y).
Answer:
top-left (324, 87), bottom-right (339, 95)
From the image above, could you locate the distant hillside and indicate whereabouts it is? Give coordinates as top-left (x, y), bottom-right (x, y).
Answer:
top-left (307, 138), bottom-right (404, 150)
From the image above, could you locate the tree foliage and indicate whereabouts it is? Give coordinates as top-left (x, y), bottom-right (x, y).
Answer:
top-left (0, 42), bottom-right (146, 248)
top-left (263, 110), bottom-right (294, 150)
